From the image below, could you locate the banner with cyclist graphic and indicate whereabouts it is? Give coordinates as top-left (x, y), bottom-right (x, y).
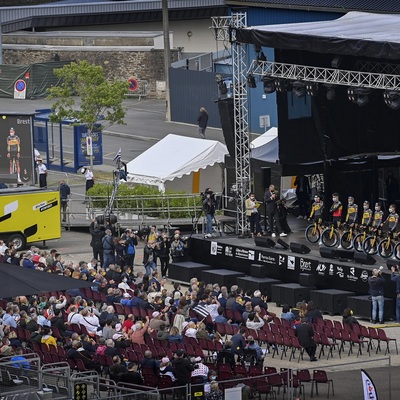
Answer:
top-left (0, 113), bottom-right (34, 185)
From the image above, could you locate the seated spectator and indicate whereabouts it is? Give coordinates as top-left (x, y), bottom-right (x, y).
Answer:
top-left (121, 292), bottom-right (132, 305)
top-left (182, 321), bottom-right (197, 338)
top-left (30, 326), bottom-right (43, 344)
top-left (41, 326), bottom-right (57, 348)
top-left (232, 294), bottom-right (246, 314)
top-left (26, 313), bottom-right (40, 332)
top-left (168, 326), bottom-right (183, 343)
top-left (214, 307), bottom-right (230, 324)
top-left (230, 328), bottom-right (247, 358)
top-left (81, 334), bottom-right (97, 354)
top-left (246, 312), bottom-right (268, 330)
top-left (204, 370), bottom-right (218, 394)
top-left (139, 350), bottom-right (159, 375)
top-left (242, 302), bottom-right (253, 322)
top-left (196, 322), bottom-right (212, 341)
top-left (67, 340), bottom-right (101, 373)
top-left (305, 301), bottom-right (323, 323)
top-left (51, 308), bottom-right (73, 337)
top-left (0, 337), bottom-right (15, 357)
top-left (130, 316), bottom-right (149, 345)
top-left (205, 381), bottom-right (223, 400)
top-left (104, 338), bottom-right (123, 362)
top-left (342, 308), bottom-right (359, 326)
top-left (96, 337), bottom-right (107, 356)
top-left (159, 357), bottom-right (176, 381)
top-left (251, 290), bottom-right (268, 309)
top-left (245, 335), bottom-right (265, 363)
top-left (157, 324), bottom-right (169, 341)
top-left (11, 347), bottom-right (30, 371)
top-left (191, 356), bottom-right (209, 382)
top-left (149, 311), bottom-right (170, 331)
top-left (120, 362), bottom-right (144, 385)
top-left (80, 307), bottom-right (101, 336)
top-left (281, 304), bottom-right (296, 323)
top-left (122, 314), bottom-right (135, 333)
top-left (109, 355), bottom-right (127, 383)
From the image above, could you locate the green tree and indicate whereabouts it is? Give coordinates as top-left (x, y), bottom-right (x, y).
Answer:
top-left (47, 60), bottom-right (128, 168)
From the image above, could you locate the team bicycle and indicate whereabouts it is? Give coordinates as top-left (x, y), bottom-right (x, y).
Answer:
top-left (305, 194), bottom-right (400, 259)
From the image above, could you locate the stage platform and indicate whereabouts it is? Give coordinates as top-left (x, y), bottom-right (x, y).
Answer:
top-left (175, 215), bottom-right (397, 317)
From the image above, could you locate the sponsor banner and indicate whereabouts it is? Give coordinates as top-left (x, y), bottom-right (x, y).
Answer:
top-left (258, 251), bottom-right (277, 265)
top-left (361, 369), bottom-right (378, 400)
top-left (287, 255), bottom-right (296, 270)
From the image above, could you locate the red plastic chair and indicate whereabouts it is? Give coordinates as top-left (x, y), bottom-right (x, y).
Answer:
top-left (311, 370), bottom-right (334, 398)
top-left (377, 328), bottom-right (398, 355)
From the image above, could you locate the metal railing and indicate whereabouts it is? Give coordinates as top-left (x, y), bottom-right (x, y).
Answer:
top-left (125, 80), bottom-right (150, 100)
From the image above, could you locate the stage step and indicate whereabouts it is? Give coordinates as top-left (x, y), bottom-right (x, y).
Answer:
top-left (237, 276), bottom-right (282, 299)
top-left (310, 289), bottom-right (355, 316)
top-left (347, 295), bottom-right (395, 321)
top-left (271, 283), bottom-right (315, 308)
top-left (168, 261), bottom-right (213, 283)
top-left (202, 269), bottom-right (246, 288)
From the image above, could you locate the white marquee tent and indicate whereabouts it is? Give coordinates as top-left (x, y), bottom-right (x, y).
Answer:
top-left (126, 134), bottom-right (228, 192)
top-left (250, 127), bottom-right (279, 164)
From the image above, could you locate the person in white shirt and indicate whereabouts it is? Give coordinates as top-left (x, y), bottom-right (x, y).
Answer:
top-left (84, 168), bottom-right (94, 192)
top-left (80, 307), bottom-right (100, 335)
top-left (183, 321), bottom-right (198, 338)
top-left (37, 159), bottom-right (47, 188)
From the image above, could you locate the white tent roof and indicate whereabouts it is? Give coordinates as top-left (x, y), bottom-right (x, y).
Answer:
top-left (126, 134), bottom-right (228, 190)
top-left (250, 127), bottom-right (279, 164)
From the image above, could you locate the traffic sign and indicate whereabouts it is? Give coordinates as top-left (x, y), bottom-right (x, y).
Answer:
top-left (14, 79), bottom-right (27, 99)
top-left (128, 78), bottom-right (138, 91)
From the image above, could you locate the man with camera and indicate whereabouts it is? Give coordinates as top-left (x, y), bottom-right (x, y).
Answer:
top-left (202, 188), bottom-right (216, 238)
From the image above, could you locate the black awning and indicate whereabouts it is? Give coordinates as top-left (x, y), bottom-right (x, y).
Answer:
top-left (236, 11), bottom-right (400, 60)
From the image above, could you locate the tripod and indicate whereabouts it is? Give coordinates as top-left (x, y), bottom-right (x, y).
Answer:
top-left (191, 207), bottom-right (222, 238)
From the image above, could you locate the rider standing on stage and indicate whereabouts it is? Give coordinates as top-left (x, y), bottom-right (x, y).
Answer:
top-left (356, 200), bottom-right (372, 251)
top-left (309, 194), bottom-right (324, 223)
top-left (345, 196), bottom-right (358, 227)
top-left (371, 203), bottom-right (384, 231)
top-left (330, 193), bottom-right (343, 228)
top-left (383, 204), bottom-right (399, 233)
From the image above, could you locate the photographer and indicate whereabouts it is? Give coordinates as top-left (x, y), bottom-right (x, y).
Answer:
top-left (391, 265), bottom-right (400, 323)
top-left (368, 267), bottom-right (385, 324)
top-left (123, 229), bottom-right (138, 269)
top-left (202, 188), bottom-right (216, 238)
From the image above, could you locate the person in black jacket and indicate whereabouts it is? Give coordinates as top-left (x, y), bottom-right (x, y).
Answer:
top-left (264, 184), bottom-right (286, 238)
top-left (295, 318), bottom-right (318, 361)
top-left (102, 229), bottom-right (115, 269)
top-left (89, 220), bottom-right (105, 267)
top-left (156, 232), bottom-right (171, 277)
top-left (172, 349), bottom-right (193, 400)
top-left (197, 107), bottom-right (209, 139)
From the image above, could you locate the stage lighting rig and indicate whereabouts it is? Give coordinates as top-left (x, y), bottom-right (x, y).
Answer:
top-left (355, 88), bottom-right (371, 107)
top-left (383, 90), bottom-right (400, 110)
top-left (292, 81), bottom-right (306, 98)
top-left (247, 74), bottom-right (257, 88)
top-left (305, 83), bottom-right (319, 97)
top-left (324, 84), bottom-right (336, 101)
top-left (275, 79), bottom-right (290, 93)
top-left (261, 76), bottom-right (275, 94)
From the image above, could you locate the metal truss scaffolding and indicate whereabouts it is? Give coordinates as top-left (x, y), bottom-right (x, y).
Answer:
top-left (248, 60), bottom-right (400, 91)
top-left (212, 13), bottom-right (250, 235)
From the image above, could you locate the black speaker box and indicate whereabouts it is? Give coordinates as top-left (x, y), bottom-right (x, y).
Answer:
top-left (271, 283), bottom-right (313, 308)
top-left (299, 273), bottom-right (316, 287)
top-left (277, 238), bottom-right (290, 250)
top-left (168, 261), bottom-right (213, 283)
top-left (217, 98), bottom-right (235, 158)
top-left (336, 249), bottom-right (354, 260)
top-left (319, 247), bottom-right (338, 259)
top-left (310, 289), bottom-right (355, 315)
top-left (254, 237), bottom-right (276, 248)
top-left (237, 276), bottom-right (282, 297)
top-left (347, 295), bottom-right (395, 321)
top-left (250, 264), bottom-right (268, 278)
top-left (202, 269), bottom-right (246, 288)
top-left (354, 252), bottom-right (376, 265)
top-left (386, 259), bottom-right (399, 270)
top-left (290, 242), bottom-right (311, 255)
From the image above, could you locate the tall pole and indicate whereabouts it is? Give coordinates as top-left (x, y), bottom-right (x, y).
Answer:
top-left (0, 10), bottom-right (3, 64)
top-left (162, 0), bottom-right (171, 121)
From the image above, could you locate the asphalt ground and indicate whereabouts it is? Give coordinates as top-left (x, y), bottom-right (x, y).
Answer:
top-left (2, 96), bottom-right (399, 398)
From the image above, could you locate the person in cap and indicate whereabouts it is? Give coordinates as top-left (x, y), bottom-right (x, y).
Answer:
top-left (159, 357), bottom-right (176, 381)
top-left (121, 292), bottom-right (132, 306)
top-left (191, 356), bottom-right (209, 382)
top-left (149, 310), bottom-right (170, 331)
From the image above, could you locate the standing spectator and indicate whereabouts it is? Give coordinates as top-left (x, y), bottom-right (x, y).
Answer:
top-left (124, 230), bottom-right (138, 270)
top-left (159, 357), bottom-right (176, 381)
top-left (191, 356), bottom-right (209, 382)
top-left (102, 229), bottom-right (115, 269)
top-left (120, 362), bottom-right (144, 385)
top-left (172, 349), bottom-right (193, 400)
top-left (231, 327), bottom-right (246, 359)
top-left (197, 107), bottom-right (209, 139)
top-left (37, 159), bottom-right (47, 188)
top-left (59, 180), bottom-right (71, 222)
top-left (170, 234), bottom-right (185, 261)
top-left (89, 220), bottom-right (105, 268)
top-left (202, 189), bottom-right (216, 238)
top-left (143, 241), bottom-right (157, 276)
top-left (130, 316), bottom-right (149, 345)
top-left (294, 174), bottom-right (311, 219)
top-left (368, 268), bottom-right (385, 324)
top-left (245, 193), bottom-right (262, 237)
top-left (391, 265), bottom-right (400, 323)
top-left (157, 232), bottom-right (171, 277)
top-left (295, 318), bottom-right (318, 362)
top-left (84, 167), bottom-right (95, 193)
top-left (264, 184), bottom-right (286, 238)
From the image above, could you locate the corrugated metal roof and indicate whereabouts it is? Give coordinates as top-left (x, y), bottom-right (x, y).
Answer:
top-left (225, 0), bottom-right (400, 13)
top-left (0, 0), bottom-right (227, 33)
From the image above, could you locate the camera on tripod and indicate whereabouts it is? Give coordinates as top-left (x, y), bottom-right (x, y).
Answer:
top-left (201, 188), bottom-right (215, 201)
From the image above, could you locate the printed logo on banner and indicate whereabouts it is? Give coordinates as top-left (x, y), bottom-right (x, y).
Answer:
top-left (360, 270), bottom-right (369, 282)
top-left (299, 258), bottom-right (311, 271)
top-left (224, 246), bottom-right (234, 257)
top-left (279, 255), bottom-right (286, 266)
top-left (210, 241), bottom-right (218, 256)
top-left (287, 256), bottom-right (295, 270)
top-left (258, 252), bottom-right (277, 265)
top-left (347, 267), bottom-right (358, 282)
top-left (236, 248), bottom-right (250, 260)
top-left (316, 263), bottom-right (327, 275)
top-left (336, 266), bottom-right (344, 278)
top-left (329, 264), bottom-right (334, 276)
top-left (248, 250), bottom-right (255, 261)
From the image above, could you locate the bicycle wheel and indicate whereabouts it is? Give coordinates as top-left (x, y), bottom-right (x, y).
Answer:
top-left (377, 239), bottom-right (394, 259)
top-left (321, 228), bottom-right (339, 247)
top-left (394, 242), bottom-right (400, 260)
top-left (363, 236), bottom-right (378, 255)
top-left (352, 233), bottom-right (365, 253)
top-left (305, 224), bottom-right (320, 244)
top-left (340, 230), bottom-right (354, 250)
